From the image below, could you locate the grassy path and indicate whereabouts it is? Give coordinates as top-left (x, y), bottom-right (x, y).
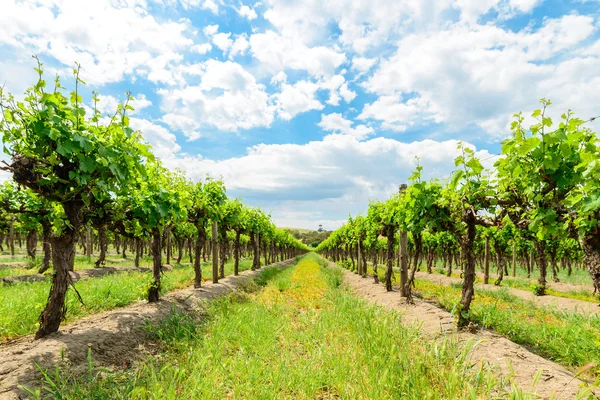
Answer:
top-left (0, 258), bottom-right (253, 341)
top-left (337, 260), bottom-right (590, 399)
top-left (416, 271), bottom-right (600, 315)
top-left (430, 267), bottom-right (598, 303)
top-left (336, 259), bottom-right (600, 381)
top-left (413, 277), bottom-right (600, 376)
top-left (0, 260), bottom-right (295, 399)
top-left (28, 254), bottom-right (513, 399)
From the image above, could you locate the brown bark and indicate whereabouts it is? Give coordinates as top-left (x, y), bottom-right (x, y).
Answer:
top-left (135, 238), bottom-right (142, 268)
top-left (534, 239), bottom-right (548, 295)
top-left (512, 243), bottom-right (517, 277)
top-left (494, 247), bottom-right (504, 286)
top-left (194, 225), bottom-right (206, 288)
top-left (404, 233), bottom-right (422, 303)
top-left (148, 227), bottom-right (162, 303)
top-left (176, 238), bottom-right (184, 264)
top-left (187, 238), bottom-right (193, 264)
top-left (399, 229), bottom-right (408, 295)
top-left (38, 222), bottom-right (53, 274)
top-left (384, 224), bottom-right (395, 292)
top-left (94, 224), bottom-right (107, 268)
top-left (9, 218), bottom-right (15, 258)
top-left (483, 236), bottom-right (490, 284)
top-left (26, 229), bottom-right (37, 259)
top-left (234, 230), bottom-right (241, 276)
top-left (583, 229), bottom-right (600, 297)
top-left (372, 250), bottom-right (380, 283)
top-left (357, 241), bottom-right (362, 276)
top-left (458, 210), bottom-right (476, 328)
top-left (219, 227), bottom-right (227, 279)
top-left (212, 221), bottom-right (219, 283)
top-left (85, 225), bottom-right (93, 257)
top-left (35, 200), bottom-right (82, 339)
top-left (360, 243), bottom-right (367, 278)
top-left (165, 225), bottom-right (172, 265)
top-left (251, 232), bottom-right (260, 270)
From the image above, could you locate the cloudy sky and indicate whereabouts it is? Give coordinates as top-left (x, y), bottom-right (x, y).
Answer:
top-left (1, 0), bottom-right (599, 229)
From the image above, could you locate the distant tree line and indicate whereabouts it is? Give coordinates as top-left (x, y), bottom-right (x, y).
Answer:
top-left (285, 229), bottom-right (332, 248)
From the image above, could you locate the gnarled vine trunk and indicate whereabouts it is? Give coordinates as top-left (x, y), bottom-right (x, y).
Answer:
top-left (458, 210), bottom-right (476, 328)
top-left (134, 238), bottom-right (142, 268)
top-left (372, 250), bottom-right (379, 283)
top-left (404, 232), bottom-right (422, 303)
top-left (384, 224), bottom-right (395, 292)
top-left (494, 245), bottom-right (504, 286)
top-left (219, 227), bottom-right (227, 279)
top-left (176, 238), bottom-right (183, 264)
top-left (148, 227), bottom-right (162, 302)
top-left (94, 224), bottom-right (107, 268)
top-left (583, 228), bottom-right (600, 298)
top-left (194, 224), bottom-right (206, 288)
top-left (35, 200), bottom-right (83, 339)
top-left (212, 222), bottom-right (219, 283)
top-left (534, 239), bottom-right (548, 295)
top-left (38, 221), bottom-right (53, 274)
top-left (234, 230), bottom-right (241, 276)
top-left (26, 229), bottom-right (37, 260)
top-left (251, 232), bottom-right (260, 270)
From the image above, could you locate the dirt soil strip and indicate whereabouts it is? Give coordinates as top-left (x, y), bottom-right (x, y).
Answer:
top-left (331, 262), bottom-right (585, 399)
top-left (0, 258), bottom-right (296, 400)
top-left (417, 271), bottom-right (599, 315)
top-left (0, 265), bottom-right (177, 285)
top-left (0, 262), bottom-right (28, 269)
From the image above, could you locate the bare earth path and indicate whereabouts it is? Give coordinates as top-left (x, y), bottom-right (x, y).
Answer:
top-left (333, 261), bottom-right (586, 399)
top-left (0, 259), bottom-right (295, 400)
top-left (417, 271), bottom-right (600, 315)
top-left (1, 264), bottom-right (175, 285)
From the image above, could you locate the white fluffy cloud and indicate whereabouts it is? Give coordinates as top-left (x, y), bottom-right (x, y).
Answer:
top-left (191, 43), bottom-right (212, 54)
top-left (261, 0), bottom-right (457, 54)
top-left (249, 30), bottom-right (346, 77)
top-left (165, 134), bottom-right (492, 228)
top-left (229, 35), bottom-right (250, 58)
top-left (351, 57), bottom-right (377, 74)
top-left (212, 32), bottom-right (233, 51)
top-left (274, 80), bottom-right (323, 120)
top-left (238, 5), bottom-right (257, 20)
top-left (318, 113), bottom-right (374, 140)
top-left (96, 94), bottom-right (152, 115)
top-left (1, 0), bottom-right (598, 229)
top-left (159, 59), bottom-right (275, 132)
top-left (130, 117), bottom-right (181, 160)
top-left (359, 95), bottom-right (442, 132)
top-left (0, 0), bottom-right (194, 85)
top-left (203, 24), bottom-right (219, 36)
top-left (160, 114), bottom-right (202, 140)
top-left (363, 14), bottom-right (599, 135)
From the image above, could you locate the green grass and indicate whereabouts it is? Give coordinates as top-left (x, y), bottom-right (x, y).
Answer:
top-left (430, 259), bottom-right (593, 287)
top-left (494, 277), bottom-right (597, 303)
top-left (23, 254), bottom-right (520, 399)
top-left (0, 244), bottom-right (219, 278)
top-left (0, 258), bottom-right (253, 341)
top-left (331, 257), bottom-right (600, 381)
top-left (413, 279), bottom-right (600, 377)
top-left (0, 266), bottom-right (38, 278)
top-left (428, 266), bottom-right (599, 303)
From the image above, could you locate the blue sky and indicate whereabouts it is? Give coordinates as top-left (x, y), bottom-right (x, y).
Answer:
top-left (1, 0), bottom-right (599, 229)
